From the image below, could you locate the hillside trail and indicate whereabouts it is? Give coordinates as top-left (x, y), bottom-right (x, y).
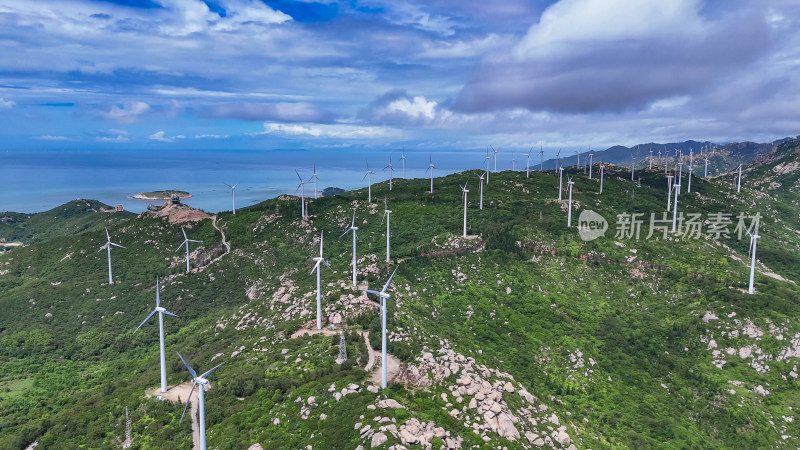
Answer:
top-left (290, 327), bottom-right (394, 385)
top-left (145, 382), bottom-right (205, 449)
top-left (211, 215), bottom-right (231, 254)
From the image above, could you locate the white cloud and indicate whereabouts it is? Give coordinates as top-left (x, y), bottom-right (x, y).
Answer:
top-left (384, 96), bottom-right (437, 121)
top-left (102, 101), bottom-right (150, 124)
top-left (149, 130), bottom-right (172, 142)
top-left (37, 135), bottom-right (69, 141)
top-left (0, 98), bottom-right (14, 108)
top-left (195, 134), bottom-right (230, 139)
top-left (260, 122), bottom-right (397, 139)
top-left (95, 135), bottom-right (130, 143)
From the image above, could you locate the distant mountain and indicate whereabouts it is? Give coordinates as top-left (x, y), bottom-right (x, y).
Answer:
top-left (538, 138), bottom-right (796, 173)
top-left (0, 199), bottom-right (135, 246)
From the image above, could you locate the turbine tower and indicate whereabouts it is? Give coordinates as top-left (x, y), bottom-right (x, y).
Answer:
top-left (363, 161), bottom-right (375, 203)
top-left (135, 277), bottom-right (177, 393)
top-left (511, 152), bottom-right (516, 171)
top-left (484, 148), bottom-right (491, 183)
top-left (176, 227), bottom-right (202, 273)
top-left (382, 198), bottom-right (392, 263)
top-left (400, 151), bottom-right (406, 179)
top-left (426, 154), bottom-right (435, 193)
top-left (558, 167), bottom-right (564, 201)
top-left (340, 210), bottom-right (359, 287)
top-left (631, 158), bottom-right (635, 181)
top-left (478, 172), bottom-right (485, 210)
top-left (295, 170), bottom-right (307, 218)
top-left (178, 353), bottom-right (224, 450)
top-left (556, 148), bottom-right (561, 170)
top-left (704, 155), bottom-right (709, 178)
top-left (492, 146), bottom-right (498, 173)
top-left (460, 182), bottom-right (469, 237)
top-left (526, 148), bottom-right (532, 178)
top-left (589, 152), bottom-right (593, 179)
top-left (666, 174), bottom-right (674, 211)
top-left (98, 228), bottom-right (124, 284)
top-left (224, 183), bottom-right (238, 214)
top-left (671, 183), bottom-right (681, 232)
top-left (361, 267), bottom-right (399, 389)
top-left (737, 163), bottom-right (742, 193)
top-left (311, 232), bottom-right (332, 330)
top-left (539, 142), bottom-right (544, 171)
top-left (599, 164), bottom-right (604, 194)
top-left (567, 177), bottom-right (574, 227)
top-left (649, 149), bottom-right (653, 169)
top-left (748, 230), bottom-right (760, 294)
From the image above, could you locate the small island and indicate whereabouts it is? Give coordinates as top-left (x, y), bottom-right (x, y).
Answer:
top-left (131, 190), bottom-right (192, 200)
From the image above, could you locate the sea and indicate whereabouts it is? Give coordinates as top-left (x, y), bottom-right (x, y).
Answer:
top-left (0, 148), bottom-right (494, 213)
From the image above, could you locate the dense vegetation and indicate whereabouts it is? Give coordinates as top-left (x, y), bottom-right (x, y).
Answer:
top-left (1, 140), bottom-right (800, 448)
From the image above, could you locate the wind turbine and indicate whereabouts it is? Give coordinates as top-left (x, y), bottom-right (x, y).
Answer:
top-left (492, 146), bottom-right (498, 173)
top-left (589, 152), bottom-right (593, 179)
top-left (176, 227), bottom-right (202, 273)
top-left (599, 164), bottom-right (604, 194)
top-left (526, 148), bottom-right (532, 178)
top-left (224, 183), bottom-right (238, 214)
top-left (400, 151), bottom-right (407, 179)
top-left (704, 154), bottom-right (709, 178)
top-left (134, 277), bottom-right (177, 393)
top-left (666, 174), bottom-right (674, 211)
top-left (478, 172), bottom-right (485, 210)
top-left (631, 158), bottom-right (635, 181)
top-left (384, 156), bottom-right (395, 190)
top-left (539, 142), bottom-right (544, 171)
top-left (340, 210), bottom-right (359, 287)
top-left (558, 167), bottom-right (564, 201)
top-left (567, 177), bottom-right (574, 227)
top-left (671, 182), bottom-right (681, 233)
top-left (460, 182), bottom-right (469, 237)
top-left (382, 198), bottom-right (392, 263)
top-left (484, 148), bottom-right (491, 183)
top-left (363, 161), bottom-right (375, 203)
top-left (748, 229), bottom-right (760, 294)
top-left (426, 154), bottom-right (435, 193)
top-left (177, 353), bottom-right (224, 450)
top-left (688, 154), bottom-right (693, 193)
top-left (295, 170), bottom-right (307, 218)
top-left (556, 148), bottom-right (561, 170)
top-left (575, 150), bottom-right (580, 169)
top-left (308, 163), bottom-right (319, 200)
top-left (98, 228), bottom-right (124, 284)
top-left (311, 231), bottom-right (332, 330)
top-left (737, 163), bottom-right (742, 193)
top-left (361, 266), bottom-right (399, 389)
top-left (649, 148), bottom-right (653, 169)
top-left (511, 152), bottom-right (516, 171)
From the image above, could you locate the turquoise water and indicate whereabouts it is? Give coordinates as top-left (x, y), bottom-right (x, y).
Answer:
top-left (0, 148), bottom-right (495, 213)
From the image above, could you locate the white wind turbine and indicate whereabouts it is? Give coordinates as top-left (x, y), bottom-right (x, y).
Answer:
top-left (666, 174), bottom-right (674, 211)
top-left (361, 266), bottom-right (399, 389)
top-left (704, 154), bottom-right (710, 178)
top-left (558, 167), bottom-right (564, 201)
top-left (310, 231), bottom-right (332, 329)
top-left (484, 148), bottom-right (492, 183)
top-left (649, 148), bottom-right (654, 169)
top-left (176, 227), bottom-right (202, 273)
top-left (426, 154), bottom-right (435, 193)
top-left (567, 176), bottom-right (574, 227)
top-left (460, 182), bottom-right (469, 237)
top-left (599, 163), bottom-right (604, 194)
top-left (526, 148), bottom-right (532, 178)
top-left (539, 142), bottom-right (544, 171)
top-left (575, 150), bottom-right (580, 169)
top-left (671, 182), bottom-right (681, 232)
top-left (511, 152), bottom-right (516, 171)
top-left (382, 198), bottom-right (392, 263)
top-left (341, 210), bottom-right (359, 287)
top-left (631, 158), bottom-right (635, 181)
top-left (135, 277), bottom-right (177, 393)
top-left (363, 161), bottom-right (375, 203)
top-left (737, 163), bottom-right (742, 193)
top-left (224, 183), bottom-right (238, 214)
top-left (479, 172), bottom-right (485, 210)
top-left (309, 163), bottom-right (320, 200)
top-left (99, 227), bottom-right (124, 284)
top-left (401, 151), bottom-right (407, 179)
top-left (178, 353), bottom-right (224, 450)
top-left (295, 170), bottom-right (308, 218)
top-left (688, 151), bottom-right (694, 193)
top-left (384, 156), bottom-right (395, 190)
top-left (492, 146), bottom-right (498, 173)
top-left (748, 229), bottom-right (760, 294)
top-left (556, 148), bottom-right (561, 170)
top-left (589, 152), bottom-right (593, 179)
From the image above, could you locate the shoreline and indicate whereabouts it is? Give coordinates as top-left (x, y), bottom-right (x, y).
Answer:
top-left (130, 191), bottom-right (192, 201)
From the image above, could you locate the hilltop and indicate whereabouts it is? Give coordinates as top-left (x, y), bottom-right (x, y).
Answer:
top-left (0, 199), bottom-right (134, 247)
top-left (0, 139), bottom-right (800, 448)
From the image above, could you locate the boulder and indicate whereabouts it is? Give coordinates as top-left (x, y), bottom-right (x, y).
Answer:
top-left (371, 432), bottom-right (387, 448)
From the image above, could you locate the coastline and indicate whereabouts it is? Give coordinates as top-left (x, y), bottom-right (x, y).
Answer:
top-left (130, 191), bottom-right (192, 201)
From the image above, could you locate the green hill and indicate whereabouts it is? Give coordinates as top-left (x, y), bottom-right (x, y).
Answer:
top-left (1, 140), bottom-right (800, 449)
top-left (0, 199), bottom-right (135, 247)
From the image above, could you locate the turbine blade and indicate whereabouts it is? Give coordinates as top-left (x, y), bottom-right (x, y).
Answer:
top-left (362, 289), bottom-right (383, 297)
top-left (310, 260), bottom-right (321, 274)
top-left (105, 228), bottom-right (110, 240)
top-left (322, 259), bottom-right (332, 271)
top-left (340, 228), bottom-right (352, 238)
top-left (176, 241), bottom-right (187, 252)
top-left (295, 169), bottom-right (302, 182)
top-left (180, 381), bottom-right (197, 424)
top-left (155, 277), bottom-right (160, 307)
top-left (98, 244), bottom-right (108, 252)
top-left (177, 352), bottom-right (198, 378)
top-left (134, 309), bottom-right (158, 332)
top-left (351, 211), bottom-right (356, 227)
top-left (188, 239), bottom-right (202, 243)
top-left (381, 266), bottom-right (399, 293)
top-left (110, 242), bottom-right (124, 248)
top-left (200, 362), bottom-right (226, 379)
top-left (162, 309), bottom-right (178, 318)
top-left (181, 227), bottom-right (188, 240)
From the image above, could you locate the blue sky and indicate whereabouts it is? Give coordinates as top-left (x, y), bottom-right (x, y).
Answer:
top-left (0, 0), bottom-right (798, 154)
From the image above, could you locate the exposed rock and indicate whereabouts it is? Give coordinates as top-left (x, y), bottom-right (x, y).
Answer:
top-left (378, 399), bottom-right (405, 409)
top-left (371, 432), bottom-right (387, 448)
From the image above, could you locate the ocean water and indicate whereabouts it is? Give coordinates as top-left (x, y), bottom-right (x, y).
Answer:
top-left (0, 148), bottom-right (495, 213)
